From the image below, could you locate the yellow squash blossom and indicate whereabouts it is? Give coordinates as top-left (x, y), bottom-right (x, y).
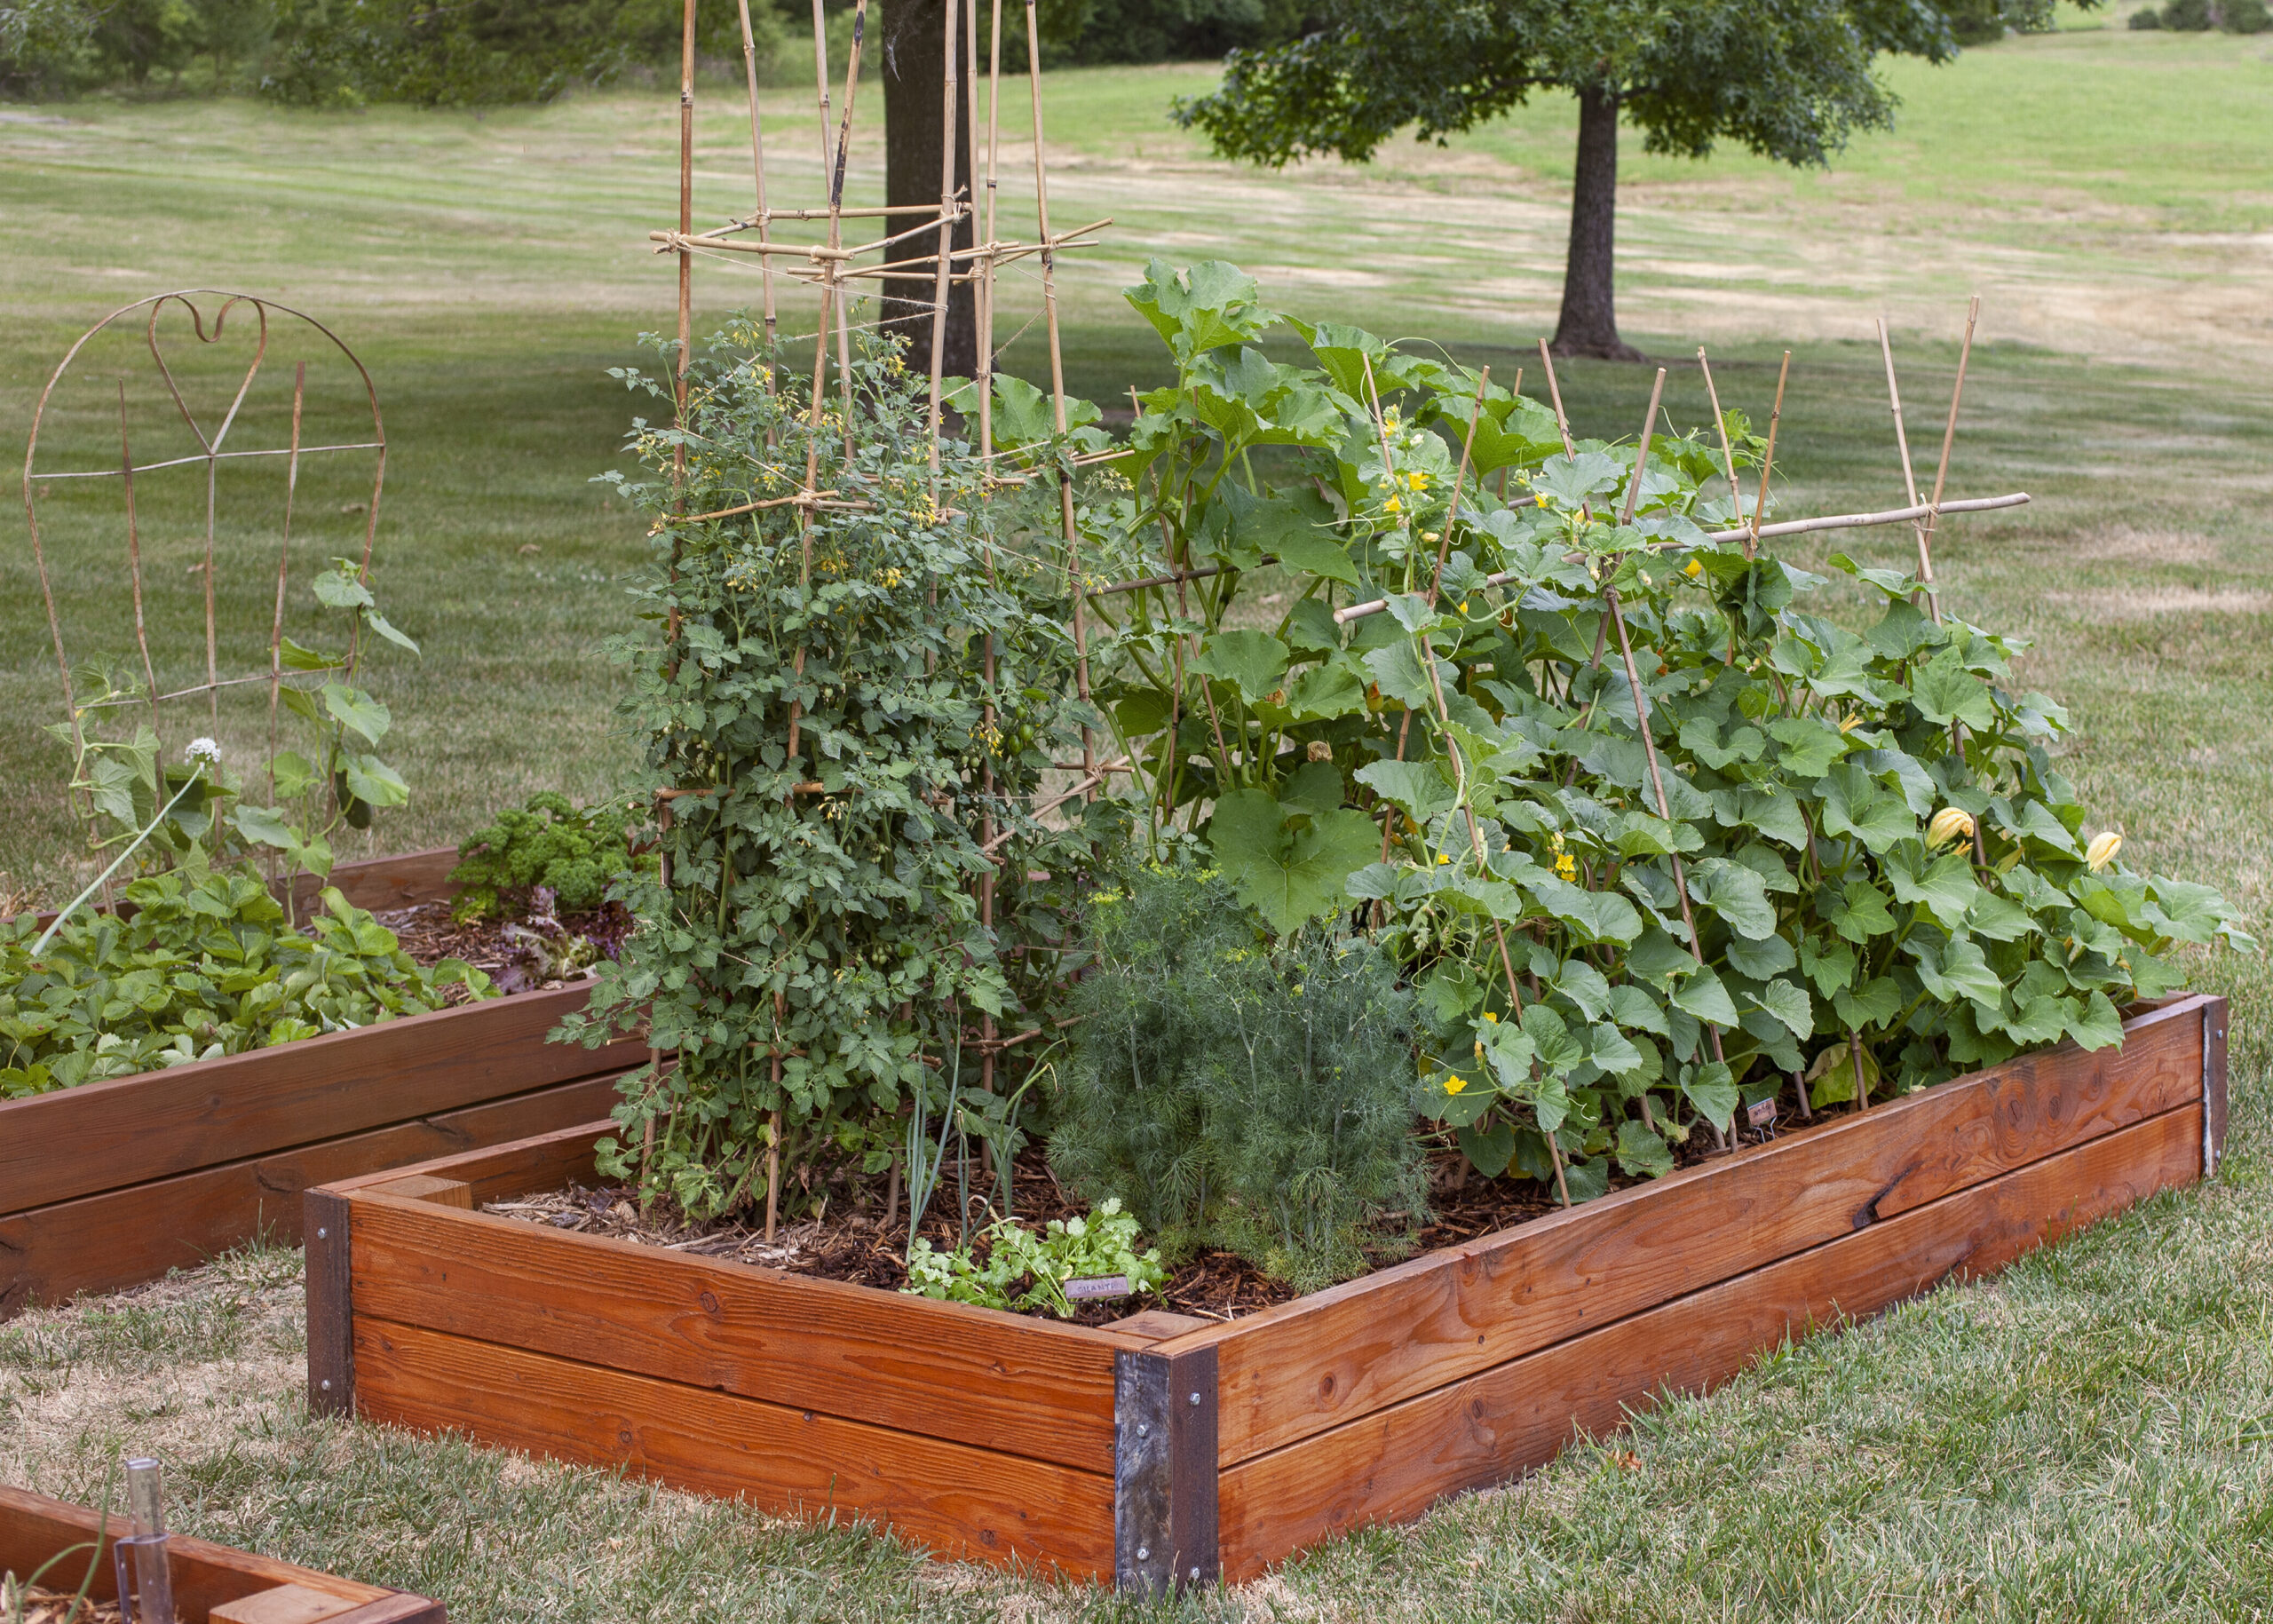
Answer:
top-left (2087, 831), bottom-right (2123, 872)
top-left (1927, 807), bottom-right (1976, 849)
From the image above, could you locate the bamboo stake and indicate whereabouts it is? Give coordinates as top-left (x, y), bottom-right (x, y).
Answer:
top-left (925, 0), bottom-right (962, 462)
top-left (1330, 495), bottom-right (2031, 626)
top-left (120, 381), bottom-right (157, 724)
top-left (735, 0), bottom-right (778, 360)
top-left (266, 364), bottom-right (305, 815)
top-left (675, 0), bottom-right (695, 471)
top-left (1024, 0), bottom-right (1094, 787)
top-left (1618, 368), bottom-right (1668, 526)
top-left (978, 0), bottom-right (1004, 458)
top-left (1697, 347), bottom-right (1742, 520)
top-left (1919, 296), bottom-right (1981, 620)
top-left (1873, 318), bottom-right (1934, 621)
top-left (1744, 351), bottom-right (1790, 559)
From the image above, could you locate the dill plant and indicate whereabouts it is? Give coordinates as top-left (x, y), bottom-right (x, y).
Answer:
top-left (559, 318), bottom-right (1097, 1221)
top-left (1053, 865), bottom-right (1430, 1291)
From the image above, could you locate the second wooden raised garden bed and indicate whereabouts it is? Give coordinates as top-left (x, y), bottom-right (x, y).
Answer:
top-left (305, 994), bottom-right (2226, 1591)
top-left (1, 850), bottom-right (646, 1320)
top-left (1, 1483), bottom-right (442, 1622)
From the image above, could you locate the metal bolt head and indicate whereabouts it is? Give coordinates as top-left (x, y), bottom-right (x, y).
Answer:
top-left (1136, 1546), bottom-right (1150, 1562)
top-left (316, 1227), bottom-right (328, 1240)
top-left (320, 1379), bottom-right (331, 1390)
top-left (1136, 1422), bottom-right (1149, 1438)
top-left (1189, 1566), bottom-right (1200, 1581)
top-left (1190, 1391), bottom-right (1201, 1406)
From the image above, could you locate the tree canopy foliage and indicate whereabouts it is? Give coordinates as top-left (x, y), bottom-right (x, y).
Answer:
top-left (1176, 0), bottom-right (2080, 355)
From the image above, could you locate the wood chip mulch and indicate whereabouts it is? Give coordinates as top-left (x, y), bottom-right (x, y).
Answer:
top-left (374, 900), bottom-right (635, 999)
top-left (5, 1585), bottom-right (121, 1624)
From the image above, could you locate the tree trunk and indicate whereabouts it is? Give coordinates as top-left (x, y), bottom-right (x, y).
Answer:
top-left (881, 0), bottom-right (978, 384)
top-left (1549, 83), bottom-right (1644, 362)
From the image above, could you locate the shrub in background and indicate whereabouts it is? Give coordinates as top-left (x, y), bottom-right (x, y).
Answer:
top-left (1054, 865), bottom-right (1430, 1291)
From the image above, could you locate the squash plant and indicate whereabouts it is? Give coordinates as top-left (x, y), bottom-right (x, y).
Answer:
top-left (1086, 261), bottom-right (2253, 1200)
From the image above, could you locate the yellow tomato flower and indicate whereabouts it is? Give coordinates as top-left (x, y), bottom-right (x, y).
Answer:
top-left (1927, 807), bottom-right (1976, 849)
top-left (2087, 831), bottom-right (2123, 872)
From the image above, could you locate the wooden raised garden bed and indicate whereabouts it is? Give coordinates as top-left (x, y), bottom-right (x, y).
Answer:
top-left (1, 849), bottom-right (646, 1320)
top-left (1, 1483), bottom-right (442, 1622)
top-left (305, 994), bottom-right (2226, 1591)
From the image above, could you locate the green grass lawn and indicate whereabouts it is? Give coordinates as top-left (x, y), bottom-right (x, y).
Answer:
top-left (6, 12), bottom-right (2273, 1619)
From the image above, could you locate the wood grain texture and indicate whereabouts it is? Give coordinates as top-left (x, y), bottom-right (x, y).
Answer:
top-left (319, 1596), bottom-right (447, 1624)
top-left (353, 1316), bottom-right (1115, 1578)
top-left (289, 846), bottom-right (461, 917)
top-left (346, 1192), bottom-right (1131, 1472)
top-left (1177, 1000), bottom-right (2208, 1468)
top-left (1214, 1105), bottom-right (2203, 1580)
top-left (1, 1073), bottom-right (622, 1319)
top-left (361, 1176), bottom-right (471, 1208)
top-left (0, 981), bottom-right (643, 1215)
top-left (0, 1486), bottom-right (391, 1618)
top-left (314, 1121), bottom-right (610, 1203)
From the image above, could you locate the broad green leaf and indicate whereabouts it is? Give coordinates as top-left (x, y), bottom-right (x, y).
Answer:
top-left (1910, 938), bottom-right (2005, 1011)
top-left (342, 754), bottom-right (409, 808)
top-left (1909, 648), bottom-right (1997, 730)
top-left (1549, 960), bottom-right (1613, 1022)
top-left (363, 608), bottom-right (421, 655)
top-left (1615, 1118), bottom-right (1675, 1179)
top-left (232, 804), bottom-right (297, 849)
top-left (1455, 1118), bottom-right (1515, 1174)
top-left (1205, 789), bottom-right (1379, 937)
top-left (1724, 930), bottom-right (1797, 979)
top-left (1746, 978), bottom-right (1814, 1042)
top-left (1768, 717), bottom-right (1852, 779)
top-left (1190, 630), bottom-right (1289, 705)
top-left (1607, 983), bottom-right (1670, 1036)
top-left (313, 565), bottom-right (374, 610)
top-left (2069, 990), bottom-right (2126, 1050)
top-left (1355, 758), bottom-right (1458, 824)
top-left (1125, 258), bottom-right (1278, 360)
top-left (1832, 975), bottom-right (1904, 1029)
top-left (1518, 1003), bottom-right (1585, 1074)
top-left (1683, 1062), bottom-right (1738, 1135)
top-left (278, 636), bottom-right (344, 671)
top-left (1884, 845), bottom-right (1981, 931)
top-left (1689, 857), bottom-right (1778, 940)
top-left (1363, 641), bottom-right (1453, 709)
top-left (1816, 764), bottom-right (1916, 852)
top-left (1668, 964), bottom-right (1738, 1026)
top-left (321, 682), bottom-right (391, 747)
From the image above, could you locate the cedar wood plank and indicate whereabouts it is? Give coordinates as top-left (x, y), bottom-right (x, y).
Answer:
top-left (347, 1191), bottom-right (1132, 1474)
top-left (0, 1073), bottom-right (622, 1319)
top-left (1216, 1105), bottom-right (2203, 1580)
top-left (352, 1316), bottom-right (1116, 1578)
top-left (0, 1485), bottom-right (388, 1615)
top-left (1177, 1000), bottom-right (2206, 1467)
top-left (318, 1121), bottom-right (612, 1204)
top-left (289, 846), bottom-right (460, 917)
top-left (0, 982), bottom-right (643, 1214)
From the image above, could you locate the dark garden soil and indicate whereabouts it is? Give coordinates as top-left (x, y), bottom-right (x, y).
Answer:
top-left (483, 1084), bottom-right (1818, 1326)
top-left (376, 900), bottom-right (635, 999)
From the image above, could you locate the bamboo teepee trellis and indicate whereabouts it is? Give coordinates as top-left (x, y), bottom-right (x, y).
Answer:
top-left (645, 0), bottom-right (1108, 1239)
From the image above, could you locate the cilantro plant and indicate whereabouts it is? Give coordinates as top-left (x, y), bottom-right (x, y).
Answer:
top-left (1082, 260), bottom-right (2253, 1204)
top-left (448, 792), bottom-right (648, 923)
top-left (904, 1198), bottom-right (1167, 1319)
top-left (0, 873), bottom-right (490, 1097)
top-left (560, 321), bottom-right (1097, 1222)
